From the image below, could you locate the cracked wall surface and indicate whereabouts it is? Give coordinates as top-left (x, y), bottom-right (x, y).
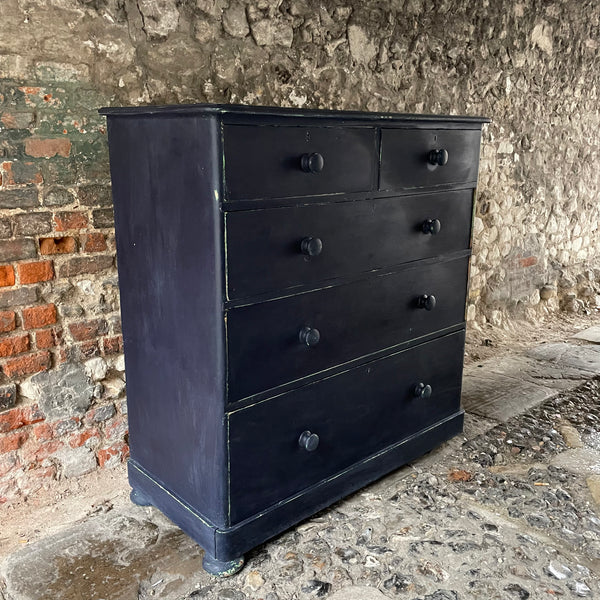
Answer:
top-left (0, 0), bottom-right (598, 500)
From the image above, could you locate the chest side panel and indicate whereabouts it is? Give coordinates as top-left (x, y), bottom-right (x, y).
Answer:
top-left (107, 114), bottom-right (227, 524)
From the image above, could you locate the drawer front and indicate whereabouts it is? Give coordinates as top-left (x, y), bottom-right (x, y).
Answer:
top-left (223, 125), bottom-right (376, 200)
top-left (380, 128), bottom-right (481, 191)
top-left (227, 255), bottom-right (469, 401)
top-left (226, 190), bottom-right (473, 300)
top-left (228, 330), bottom-right (465, 523)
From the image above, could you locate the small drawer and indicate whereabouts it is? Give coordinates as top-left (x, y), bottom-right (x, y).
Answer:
top-left (223, 125), bottom-right (376, 200)
top-left (226, 255), bottom-right (469, 401)
top-left (380, 128), bottom-right (482, 191)
top-left (225, 189), bottom-right (473, 299)
top-left (228, 330), bottom-right (465, 522)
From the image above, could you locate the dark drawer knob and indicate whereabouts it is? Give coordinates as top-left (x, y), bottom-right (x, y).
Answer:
top-left (422, 219), bottom-right (441, 235)
top-left (300, 152), bottom-right (324, 173)
top-left (299, 430), bottom-right (320, 451)
top-left (413, 382), bottom-right (433, 399)
top-left (301, 237), bottom-right (323, 256)
top-left (299, 326), bottom-right (320, 346)
top-left (417, 294), bottom-right (436, 311)
top-left (428, 148), bottom-right (449, 166)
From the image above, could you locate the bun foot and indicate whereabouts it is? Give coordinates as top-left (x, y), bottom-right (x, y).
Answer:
top-left (130, 488), bottom-right (152, 507)
top-left (202, 553), bottom-right (245, 577)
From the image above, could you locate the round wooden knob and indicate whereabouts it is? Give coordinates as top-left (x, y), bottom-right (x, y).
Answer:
top-left (299, 430), bottom-right (320, 451)
top-left (413, 383), bottom-right (432, 399)
top-left (299, 327), bottom-right (320, 346)
top-left (417, 294), bottom-right (436, 311)
top-left (428, 148), bottom-right (449, 166)
top-left (300, 152), bottom-right (324, 173)
top-left (301, 237), bottom-right (323, 256)
top-left (422, 219), bottom-right (441, 235)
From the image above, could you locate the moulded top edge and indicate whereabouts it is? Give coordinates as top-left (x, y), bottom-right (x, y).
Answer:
top-left (98, 102), bottom-right (491, 123)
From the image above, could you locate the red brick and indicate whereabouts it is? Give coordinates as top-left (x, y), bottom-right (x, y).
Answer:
top-left (519, 256), bottom-right (537, 268)
top-left (17, 261), bottom-right (54, 284)
top-left (97, 442), bottom-right (129, 468)
top-left (69, 319), bottom-right (107, 342)
top-left (27, 464), bottom-right (57, 480)
top-left (0, 333), bottom-right (29, 357)
top-left (0, 430), bottom-right (28, 453)
top-left (82, 232), bottom-right (107, 253)
top-left (32, 423), bottom-right (53, 441)
top-left (53, 211), bottom-right (88, 231)
top-left (25, 138), bottom-right (71, 158)
top-left (0, 266), bottom-right (15, 287)
top-left (21, 439), bottom-right (63, 464)
top-left (36, 327), bottom-right (60, 349)
top-left (68, 428), bottom-right (99, 448)
top-left (3, 351), bottom-right (51, 378)
top-left (0, 405), bottom-right (44, 433)
top-left (39, 236), bottom-right (77, 255)
top-left (22, 304), bottom-right (56, 329)
top-left (102, 335), bottom-right (123, 355)
top-left (0, 311), bottom-right (15, 334)
top-left (75, 340), bottom-right (100, 359)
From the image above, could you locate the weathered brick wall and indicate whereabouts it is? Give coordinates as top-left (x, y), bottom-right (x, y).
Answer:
top-left (0, 0), bottom-right (599, 502)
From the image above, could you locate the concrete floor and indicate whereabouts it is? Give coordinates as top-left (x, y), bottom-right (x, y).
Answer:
top-left (2, 328), bottom-right (600, 600)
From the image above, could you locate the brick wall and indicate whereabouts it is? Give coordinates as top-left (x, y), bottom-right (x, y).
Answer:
top-left (0, 78), bottom-right (127, 502)
top-left (0, 0), bottom-right (599, 503)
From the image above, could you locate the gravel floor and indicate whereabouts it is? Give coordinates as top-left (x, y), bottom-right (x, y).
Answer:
top-left (2, 375), bottom-right (600, 600)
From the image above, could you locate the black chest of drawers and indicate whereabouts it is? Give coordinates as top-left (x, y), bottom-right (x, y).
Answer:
top-left (100, 103), bottom-right (488, 576)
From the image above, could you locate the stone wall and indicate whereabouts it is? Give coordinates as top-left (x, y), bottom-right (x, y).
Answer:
top-left (0, 0), bottom-right (598, 502)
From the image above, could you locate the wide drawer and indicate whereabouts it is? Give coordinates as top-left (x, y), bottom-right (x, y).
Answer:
top-left (227, 255), bottom-right (469, 401)
top-left (228, 330), bottom-right (465, 522)
top-left (223, 125), bottom-right (376, 201)
top-left (380, 128), bottom-right (481, 191)
top-left (226, 189), bottom-right (473, 300)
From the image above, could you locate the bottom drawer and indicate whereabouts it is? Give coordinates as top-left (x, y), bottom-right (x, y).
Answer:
top-left (228, 330), bottom-right (465, 523)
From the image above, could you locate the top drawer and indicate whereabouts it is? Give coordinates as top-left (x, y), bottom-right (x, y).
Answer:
top-left (380, 128), bottom-right (481, 191)
top-left (223, 125), bottom-right (376, 201)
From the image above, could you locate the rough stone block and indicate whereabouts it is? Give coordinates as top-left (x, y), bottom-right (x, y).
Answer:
top-left (84, 356), bottom-right (108, 381)
top-left (54, 446), bottom-right (96, 478)
top-left (42, 186), bottom-right (74, 207)
top-left (20, 362), bottom-right (94, 420)
top-left (77, 184), bottom-right (112, 207)
top-left (0, 384), bottom-right (17, 411)
top-left (0, 217), bottom-right (12, 238)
